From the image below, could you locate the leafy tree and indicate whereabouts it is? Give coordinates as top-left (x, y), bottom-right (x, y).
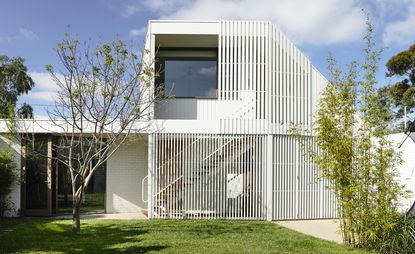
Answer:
top-left (380, 44), bottom-right (415, 119)
top-left (36, 34), bottom-right (156, 233)
top-left (294, 16), bottom-right (408, 253)
top-left (0, 55), bottom-right (34, 118)
top-left (0, 55), bottom-right (32, 217)
top-left (17, 103), bottom-right (34, 119)
top-left (354, 19), bottom-right (402, 252)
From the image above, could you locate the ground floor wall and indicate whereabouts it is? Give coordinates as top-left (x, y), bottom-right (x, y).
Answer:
top-left (106, 136), bottom-right (148, 214)
top-left (1, 133), bottom-right (149, 217)
top-left (3, 131), bottom-right (337, 221)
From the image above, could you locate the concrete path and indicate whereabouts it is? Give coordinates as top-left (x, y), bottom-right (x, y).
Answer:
top-left (274, 219), bottom-right (343, 243)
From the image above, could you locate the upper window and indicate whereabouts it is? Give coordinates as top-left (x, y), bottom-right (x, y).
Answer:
top-left (156, 49), bottom-right (218, 98)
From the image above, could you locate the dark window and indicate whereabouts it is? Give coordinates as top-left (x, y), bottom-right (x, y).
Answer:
top-left (156, 49), bottom-right (218, 98)
top-left (25, 138), bottom-right (48, 209)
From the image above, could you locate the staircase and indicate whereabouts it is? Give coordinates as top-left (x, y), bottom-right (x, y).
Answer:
top-left (153, 137), bottom-right (202, 218)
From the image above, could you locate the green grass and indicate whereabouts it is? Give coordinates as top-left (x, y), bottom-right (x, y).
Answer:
top-left (0, 218), bottom-right (370, 254)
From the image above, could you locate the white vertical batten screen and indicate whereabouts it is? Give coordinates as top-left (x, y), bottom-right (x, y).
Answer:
top-left (148, 20), bottom-right (334, 220)
top-left (152, 20), bottom-right (327, 135)
top-left (150, 133), bottom-right (267, 219)
top-left (272, 135), bottom-right (337, 220)
top-left (150, 133), bottom-right (337, 220)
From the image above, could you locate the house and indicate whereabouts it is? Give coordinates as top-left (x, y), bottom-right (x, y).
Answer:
top-left (1, 20), bottom-right (337, 221)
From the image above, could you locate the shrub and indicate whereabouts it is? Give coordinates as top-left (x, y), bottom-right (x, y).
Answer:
top-left (375, 214), bottom-right (415, 254)
top-left (0, 149), bottom-right (17, 217)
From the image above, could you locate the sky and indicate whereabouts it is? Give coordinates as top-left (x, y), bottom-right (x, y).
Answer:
top-left (1, 0), bottom-right (414, 117)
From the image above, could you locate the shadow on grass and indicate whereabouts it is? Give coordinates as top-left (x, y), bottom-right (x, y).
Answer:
top-left (0, 218), bottom-right (366, 254)
top-left (0, 219), bottom-right (167, 254)
top-left (144, 219), bottom-right (265, 236)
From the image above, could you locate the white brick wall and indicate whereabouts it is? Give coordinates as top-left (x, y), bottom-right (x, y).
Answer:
top-left (106, 136), bottom-right (148, 213)
top-left (0, 135), bottom-right (21, 217)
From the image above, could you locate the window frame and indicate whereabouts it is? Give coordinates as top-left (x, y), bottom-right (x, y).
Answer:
top-left (155, 48), bottom-right (219, 99)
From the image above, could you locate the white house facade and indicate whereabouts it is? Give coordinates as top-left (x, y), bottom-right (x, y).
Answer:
top-left (1, 20), bottom-right (337, 221)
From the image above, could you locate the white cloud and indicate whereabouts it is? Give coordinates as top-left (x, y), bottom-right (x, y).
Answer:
top-left (123, 4), bottom-right (141, 17)
top-left (137, 0), bottom-right (366, 45)
top-left (366, 0), bottom-right (412, 20)
top-left (122, 0), bottom-right (415, 47)
top-left (18, 28), bottom-right (38, 40)
top-left (129, 27), bottom-right (147, 37)
top-left (29, 72), bottom-right (61, 92)
top-left (20, 91), bottom-right (58, 103)
top-left (204, 87), bottom-right (217, 97)
top-left (198, 66), bottom-right (216, 77)
top-left (144, 0), bottom-right (190, 13)
top-left (19, 72), bottom-right (62, 103)
top-left (0, 27), bottom-right (38, 43)
top-left (382, 1), bottom-right (415, 46)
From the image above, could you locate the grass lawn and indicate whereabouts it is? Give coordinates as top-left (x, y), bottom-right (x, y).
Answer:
top-left (0, 218), bottom-right (370, 254)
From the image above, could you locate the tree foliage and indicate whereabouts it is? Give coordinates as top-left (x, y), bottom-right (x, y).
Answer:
top-left (0, 149), bottom-right (17, 217)
top-left (296, 16), bottom-right (409, 253)
top-left (379, 44), bottom-right (415, 119)
top-left (17, 103), bottom-right (33, 119)
top-left (0, 55), bottom-right (31, 217)
top-left (0, 55), bottom-right (34, 118)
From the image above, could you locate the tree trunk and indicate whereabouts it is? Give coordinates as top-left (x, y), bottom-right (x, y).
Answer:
top-left (72, 199), bottom-right (81, 233)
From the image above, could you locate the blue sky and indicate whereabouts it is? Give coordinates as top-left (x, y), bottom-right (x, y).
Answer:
top-left (1, 0), bottom-right (414, 117)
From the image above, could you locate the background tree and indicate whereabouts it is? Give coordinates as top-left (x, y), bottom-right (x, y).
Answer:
top-left (17, 103), bottom-right (34, 119)
top-left (40, 34), bottom-right (155, 233)
top-left (0, 55), bottom-right (34, 118)
top-left (0, 55), bottom-right (33, 217)
top-left (380, 44), bottom-right (415, 119)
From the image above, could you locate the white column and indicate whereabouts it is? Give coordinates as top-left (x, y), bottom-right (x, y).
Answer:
top-left (266, 134), bottom-right (273, 221)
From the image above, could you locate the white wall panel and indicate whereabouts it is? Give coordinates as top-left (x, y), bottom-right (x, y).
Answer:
top-left (150, 21), bottom-right (220, 35)
top-left (106, 138), bottom-right (148, 213)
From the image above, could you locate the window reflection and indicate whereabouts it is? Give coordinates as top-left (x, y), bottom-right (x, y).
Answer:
top-left (164, 60), bottom-right (217, 98)
top-left (156, 50), bottom-right (218, 98)
top-left (26, 139), bottom-right (48, 209)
